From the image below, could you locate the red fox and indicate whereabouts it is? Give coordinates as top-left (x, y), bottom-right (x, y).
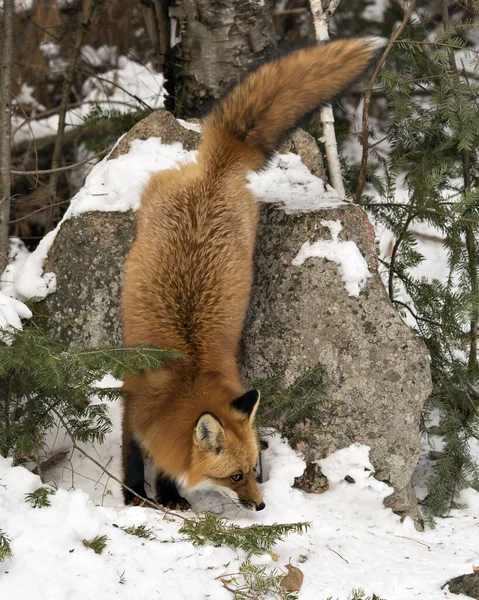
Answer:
top-left (121, 37), bottom-right (384, 511)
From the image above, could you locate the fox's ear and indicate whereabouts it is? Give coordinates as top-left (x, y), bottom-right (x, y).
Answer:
top-left (194, 413), bottom-right (225, 453)
top-left (232, 390), bottom-right (260, 423)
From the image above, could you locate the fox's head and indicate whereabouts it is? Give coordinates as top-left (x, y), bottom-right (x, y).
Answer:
top-left (189, 390), bottom-right (265, 511)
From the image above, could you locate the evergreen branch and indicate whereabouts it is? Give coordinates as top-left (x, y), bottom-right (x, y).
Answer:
top-left (360, 202), bottom-right (479, 225)
top-left (25, 487), bottom-right (53, 508)
top-left (442, 0), bottom-right (478, 373)
top-left (0, 530), bottom-right (13, 562)
top-left (355, 0), bottom-right (417, 203)
top-left (179, 513), bottom-right (310, 557)
top-left (121, 525), bottom-right (156, 540)
top-left (82, 534), bottom-right (108, 554)
top-left (394, 39), bottom-right (478, 52)
top-left (219, 558), bottom-right (299, 600)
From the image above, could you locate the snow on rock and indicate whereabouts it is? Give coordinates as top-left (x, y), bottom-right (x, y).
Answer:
top-left (2, 131), bottom-right (345, 318)
top-left (0, 293), bottom-right (32, 344)
top-left (14, 230), bottom-right (57, 301)
top-left (63, 138), bottom-right (342, 220)
top-left (0, 232), bottom-right (55, 339)
top-left (0, 239), bottom-right (34, 343)
top-left (247, 153), bottom-right (344, 212)
top-left (0, 236), bottom-right (55, 340)
top-left (177, 118), bottom-right (202, 133)
top-left (292, 219), bottom-right (372, 297)
top-left (64, 138), bottom-right (195, 218)
top-left (1, 238), bottom-right (30, 299)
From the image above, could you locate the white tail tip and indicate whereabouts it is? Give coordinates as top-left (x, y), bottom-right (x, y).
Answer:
top-left (365, 36), bottom-right (388, 51)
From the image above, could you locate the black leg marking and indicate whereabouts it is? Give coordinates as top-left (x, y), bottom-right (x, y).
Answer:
top-left (155, 472), bottom-right (190, 510)
top-left (123, 438), bottom-right (147, 505)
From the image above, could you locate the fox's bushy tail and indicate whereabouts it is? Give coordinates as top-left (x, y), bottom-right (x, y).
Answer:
top-left (199, 37), bottom-right (385, 174)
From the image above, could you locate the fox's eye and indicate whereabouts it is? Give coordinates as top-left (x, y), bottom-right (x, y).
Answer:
top-left (230, 473), bottom-right (243, 482)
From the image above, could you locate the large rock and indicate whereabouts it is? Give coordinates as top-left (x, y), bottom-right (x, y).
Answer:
top-left (43, 212), bottom-right (135, 350)
top-left (41, 111), bottom-right (432, 526)
top-left (241, 204), bottom-right (432, 525)
top-left (445, 573), bottom-right (479, 599)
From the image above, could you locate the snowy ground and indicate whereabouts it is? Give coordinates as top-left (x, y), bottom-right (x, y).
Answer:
top-left (0, 375), bottom-right (478, 600)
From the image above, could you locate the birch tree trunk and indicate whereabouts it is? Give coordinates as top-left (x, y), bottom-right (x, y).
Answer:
top-left (310, 0), bottom-right (346, 200)
top-left (167, 0), bottom-right (277, 116)
top-left (0, 0), bottom-right (14, 275)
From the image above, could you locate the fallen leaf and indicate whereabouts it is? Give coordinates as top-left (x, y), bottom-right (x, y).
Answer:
top-left (268, 551), bottom-right (279, 562)
top-left (281, 563), bottom-right (304, 592)
top-left (298, 555), bottom-right (308, 563)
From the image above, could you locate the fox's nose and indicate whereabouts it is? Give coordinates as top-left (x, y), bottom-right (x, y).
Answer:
top-left (255, 501), bottom-right (265, 511)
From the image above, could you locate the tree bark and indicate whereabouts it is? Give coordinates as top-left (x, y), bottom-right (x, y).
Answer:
top-left (167, 0), bottom-right (277, 117)
top-left (0, 0), bottom-right (14, 275)
top-left (45, 0), bottom-right (100, 232)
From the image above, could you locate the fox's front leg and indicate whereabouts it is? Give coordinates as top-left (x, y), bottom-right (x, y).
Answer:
top-left (155, 472), bottom-right (190, 511)
top-left (122, 411), bottom-right (148, 505)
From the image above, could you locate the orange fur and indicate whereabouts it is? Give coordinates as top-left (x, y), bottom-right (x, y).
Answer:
top-left (121, 38), bottom-right (383, 509)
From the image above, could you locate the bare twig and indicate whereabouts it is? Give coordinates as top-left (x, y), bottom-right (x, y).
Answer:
top-left (12, 100), bottom-right (142, 133)
top-left (388, 209), bottom-right (416, 301)
top-left (393, 299), bottom-right (443, 328)
top-left (76, 71), bottom-right (154, 111)
top-left (355, 0), bottom-right (416, 203)
top-left (394, 534), bottom-right (431, 549)
top-left (0, 0), bottom-right (15, 274)
top-left (50, 407), bottom-right (187, 520)
top-left (273, 8), bottom-right (308, 16)
top-left (9, 199), bottom-right (72, 224)
top-left (310, 0), bottom-right (346, 200)
top-left (11, 149), bottom-right (108, 176)
top-left (327, 546), bottom-right (349, 563)
top-left (46, 0), bottom-right (101, 233)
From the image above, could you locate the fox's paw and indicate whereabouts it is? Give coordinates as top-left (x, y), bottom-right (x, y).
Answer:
top-left (123, 486), bottom-right (148, 506)
top-left (162, 497), bottom-right (191, 511)
top-left (130, 496), bottom-right (149, 507)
